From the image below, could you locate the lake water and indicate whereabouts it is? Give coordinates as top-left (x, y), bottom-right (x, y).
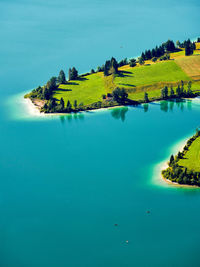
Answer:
top-left (1, 0), bottom-right (200, 266)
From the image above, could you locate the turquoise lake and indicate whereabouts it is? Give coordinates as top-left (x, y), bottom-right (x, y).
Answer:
top-left (1, 0), bottom-right (200, 266)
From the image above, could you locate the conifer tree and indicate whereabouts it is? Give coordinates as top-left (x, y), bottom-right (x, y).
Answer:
top-left (144, 92), bottom-right (149, 103)
top-left (74, 100), bottom-right (77, 110)
top-left (176, 85), bottom-right (181, 97)
top-left (60, 97), bottom-right (65, 110)
top-left (129, 58), bottom-right (136, 67)
top-left (66, 100), bottom-right (72, 111)
top-left (170, 86), bottom-right (175, 98)
top-left (169, 155), bottom-right (174, 166)
top-left (161, 86), bottom-right (168, 99)
top-left (187, 81), bottom-right (192, 96)
top-left (58, 70), bottom-right (66, 84)
top-left (71, 67), bottom-right (78, 80)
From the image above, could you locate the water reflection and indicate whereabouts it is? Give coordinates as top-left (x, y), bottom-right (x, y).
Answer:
top-left (187, 100), bottom-right (192, 110)
top-left (58, 99), bottom-right (194, 124)
top-left (160, 101), bottom-right (168, 112)
top-left (111, 107), bottom-right (128, 122)
top-left (169, 101), bottom-right (174, 111)
top-left (143, 104), bottom-right (149, 113)
top-left (158, 99), bottom-right (191, 113)
top-left (59, 113), bottom-right (85, 123)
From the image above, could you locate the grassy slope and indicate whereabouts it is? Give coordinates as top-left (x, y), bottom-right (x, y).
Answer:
top-left (178, 136), bottom-right (200, 172)
top-left (54, 44), bottom-right (200, 105)
top-left (54, 72), bottom-right (105, 106)
top-left (115, 61), bottom-right (191, 88)
top-left (115, 61), bottom-right (192, 101)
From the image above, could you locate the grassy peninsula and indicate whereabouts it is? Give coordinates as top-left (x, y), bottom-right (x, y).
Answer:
top-left (25, 38), bottom-right (200, 113)
top-left (162, 130), bottom-right (200, 187)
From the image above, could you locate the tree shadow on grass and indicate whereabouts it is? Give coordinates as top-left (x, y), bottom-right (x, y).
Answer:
top-left (56, 88), bottom-right (72, 92)
top-left (117, 70), bottom-right (133, 77)
top-left (66, 82), bottom-right (79, 85)
top-left (118, 83), bottom-right (136, 87)
top-left (77, 77), bottom-right (88, 81)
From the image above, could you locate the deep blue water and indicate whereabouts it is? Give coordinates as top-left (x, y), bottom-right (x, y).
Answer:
top-left (1, 1), bottom-right (200, 266)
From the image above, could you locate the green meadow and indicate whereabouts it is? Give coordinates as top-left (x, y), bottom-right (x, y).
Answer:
top-left (115, 61), bottom-right (191, 88)
top-left (54, 72), bottom-right (106, 106)
top-left (178, 136), bottom-right (200, 172)
top-left (54, 48), bottom-right (200, 106)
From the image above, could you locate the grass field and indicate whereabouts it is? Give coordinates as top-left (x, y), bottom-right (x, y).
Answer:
top-left (115, 61), bottom-right (191, 88)
top-left (178, 136), bottom-right (200, 172)
top-left (54, 72), bottom-right (105, 106)
top-left (53, 46), bottom-right (200, 105)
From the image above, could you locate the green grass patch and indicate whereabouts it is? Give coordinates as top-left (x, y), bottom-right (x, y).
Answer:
top-left (178, 136), bottom-right (200, 172)
top-left (54, 73), bottom-right (105, 106)
top-left (128, 89), bottom-right (161, 101)
top-left (115, 61), bottom-right (191, 89)
top-left (128, 81), bottom-right (200, 101)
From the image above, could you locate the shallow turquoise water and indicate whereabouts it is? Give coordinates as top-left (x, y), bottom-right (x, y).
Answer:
top-left (1, 0), bottom-right (200, 266)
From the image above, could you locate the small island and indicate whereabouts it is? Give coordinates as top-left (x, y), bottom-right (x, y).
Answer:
top-left (162, 130), bottom-right (200, 187)
top-left (25, 38), bottom-right (200, 114)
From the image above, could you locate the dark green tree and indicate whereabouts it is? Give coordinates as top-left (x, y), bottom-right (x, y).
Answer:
top-left (48, 98), bottom-right (57, 111)
top-left (144, 92), bottom-right (149, 103)
top-left (60, 97), bottom-right (65, 110)
top-left (177, 151), bottom-right (182, 159)
top-left (185, 43), bottom-right (193, 56)
top-left (47, 77), bottom-right (57, 91)
top-left (113, 87), bottom-right (121, 101)
top-left (74, 100), bottom-right (77, 110)
top-left (58, 70), bottom-right (66, 84)
top-left (170, 86), bottom-right (175, 98)
top-left (141, 52), bottom-right (146, 61)
top-left (187, 81), bottom-right (192, 96)
top-left (104, 60), bottom-right (110, 76)
top-left (71, 67), bottom-right (78, 80)
top-left (112, 87), bottom-right (128, 102)
top-left (129, 58), bottom-right (136, 67)
top-left (69, 67), bottom-right (78, 80)
top-left (161, 86), bottom-right (168, 99)
top-left (138, 57), bottom-right (144, 65)
top-left (120, 88), bottom-right (128, 101)
top-left (176, 85), bottom-right (181, 97)
top-left (45, 77), bottom-right (57, 101)
top-left (111, 57), bottom-right (118, 74)
top-left (169, 155), bottom-right (174, 166)
top-left (163, 40), bottom-right (176, 52)
top-left (66, 100), bottom-right (72, 111)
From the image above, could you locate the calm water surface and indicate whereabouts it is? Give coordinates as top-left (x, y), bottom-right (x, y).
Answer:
top-left (1, 0), bottom-right (200, 266)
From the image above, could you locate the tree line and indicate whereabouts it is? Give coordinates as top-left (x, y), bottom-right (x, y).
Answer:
top-left (143, 81), bottom-right (194, 103)
top-left (176, 39), bottom-right (196, 56)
